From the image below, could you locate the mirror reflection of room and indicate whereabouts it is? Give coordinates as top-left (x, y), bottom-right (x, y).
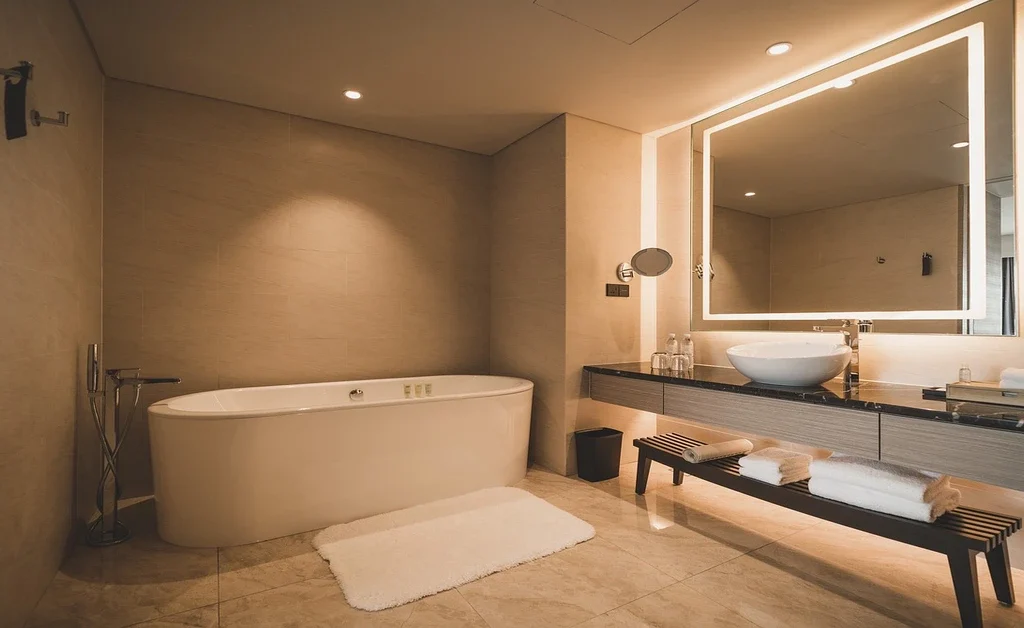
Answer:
top-left (691, 0), bottom-right (1015, 335)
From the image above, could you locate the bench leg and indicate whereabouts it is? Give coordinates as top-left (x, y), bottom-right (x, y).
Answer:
top-left (985, 543), bottom-right (1015, 607)
top-left (948, 549), bottom-right (983, 628)
top-left (636, 454), bottom-right (652, 495)
top-left (672, 469), bottom-right (684, 485)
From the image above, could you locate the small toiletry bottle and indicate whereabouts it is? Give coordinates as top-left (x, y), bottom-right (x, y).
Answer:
top-left (958, 364), bottom-right (972, 383)
top-left (665, 333), bottom-right (680, 356)
top-left (682, 333), bottom-right (694, 364)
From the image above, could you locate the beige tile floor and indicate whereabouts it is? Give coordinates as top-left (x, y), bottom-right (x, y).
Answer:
top-left (25, 463), bottom-right (1024, 628)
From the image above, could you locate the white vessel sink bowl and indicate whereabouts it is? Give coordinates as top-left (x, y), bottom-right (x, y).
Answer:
top-left (726, 341), bottom-right (852, 387)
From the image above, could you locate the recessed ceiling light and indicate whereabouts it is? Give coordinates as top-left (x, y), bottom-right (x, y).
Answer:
top-left (766, 42), bottom-right (793, 56)
top-left (951, 141), bottom-right (969, 148)
top-left (833, 78), bottom-right (856, 89)
top-left (744, 192), bottom-right (756, 197)
top-left (343, 90), bottom-right (362, 100)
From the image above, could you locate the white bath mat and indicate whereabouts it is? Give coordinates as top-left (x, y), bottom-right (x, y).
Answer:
top-left (313, 486), bottom-right (595, 611)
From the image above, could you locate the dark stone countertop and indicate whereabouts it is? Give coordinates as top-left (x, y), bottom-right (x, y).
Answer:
top-left (584, 362), bottom-right (1024, 433)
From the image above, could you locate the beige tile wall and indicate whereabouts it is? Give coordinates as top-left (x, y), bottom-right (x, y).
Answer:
top-left (564, 115), bottom-right (649, 474)
top-left (491, 115), bottom-right (649, 475)
top-left (769, 186), bottom-right (962, 321)
top-left (103, 80), bottom-right (491, 497)
top-left (0, 1), bottom-right (104, 625)
top-left (709, 205), bottom-right (771, 315)
top-left (489, 116), bottom-right (568, 473)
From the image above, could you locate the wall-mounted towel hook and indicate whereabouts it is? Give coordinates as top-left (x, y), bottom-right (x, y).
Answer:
top-left (3, 61), bottom-right (33, 140)
top-left (0, 60), bottom-right (32, 82)
top-left (31, 110), bottom-right (69, 127)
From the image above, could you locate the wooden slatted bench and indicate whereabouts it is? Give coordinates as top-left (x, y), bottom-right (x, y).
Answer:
top-left (635, 433), bottom-right (1021, 628)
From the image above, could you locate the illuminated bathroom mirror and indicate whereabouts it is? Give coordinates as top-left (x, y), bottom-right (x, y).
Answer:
top-left (690, 0), bottom-right (1016, 335)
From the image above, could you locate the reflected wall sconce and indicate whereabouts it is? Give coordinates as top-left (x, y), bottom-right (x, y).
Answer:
top-left (693, 255), bottom-right (715, 281)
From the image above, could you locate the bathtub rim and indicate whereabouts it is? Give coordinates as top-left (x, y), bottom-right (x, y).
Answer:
top-left (148, 374), bottom-right (534, 421)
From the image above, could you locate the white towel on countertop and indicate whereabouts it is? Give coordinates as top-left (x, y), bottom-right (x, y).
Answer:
top-left (682, 439), bottom-right (753, 464)
top-left (739, 465), bottom-right (810, 486)
top-left (739, 447), bottom-right (812, 476)
top-left (809, 454), bottom-right (948, 503)
top-left (809, 477), bottom-right (961, 523)
top-left (999, 367), bottom-right (1024, 389)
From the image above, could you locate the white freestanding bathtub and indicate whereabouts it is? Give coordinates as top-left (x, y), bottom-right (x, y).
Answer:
top-left (148, 375), bottom-right (533, 547)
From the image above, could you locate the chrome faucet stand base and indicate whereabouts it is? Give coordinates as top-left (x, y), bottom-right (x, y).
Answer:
top-left (85, 344), bottom-right (180, 547)
top-left (86, 370), bottom-right (143, 547)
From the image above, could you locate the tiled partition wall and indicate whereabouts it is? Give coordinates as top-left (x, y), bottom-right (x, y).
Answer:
top-left (102, 80), bottom-right (491, 497)
top-left (563, 115), bottom-right (651, 475)
top-left (489, 117), bottom-right (568, 473)
top-left (491, 114), bottom-right (649, 475)
top-left (0, 2), bottom-right (104, 624)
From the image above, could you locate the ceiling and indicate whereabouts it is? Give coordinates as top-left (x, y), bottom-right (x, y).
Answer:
top-left (73, 0), bottom-right (972, 154)
top-left (710, 0), bottom-right (1015, 218)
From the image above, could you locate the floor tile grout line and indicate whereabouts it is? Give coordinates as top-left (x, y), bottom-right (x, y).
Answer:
top-left (217, 571), bottom-right (328, 605)
top-left (454, 587), bottom-right (493, 627)
top-left (568, 577), bottom-right (681, 627)
top-left (216, 547), bottom-right (221, 627)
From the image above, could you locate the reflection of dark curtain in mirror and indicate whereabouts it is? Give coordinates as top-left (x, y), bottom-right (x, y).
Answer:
top-left (1004, 258), bottom-right (1017, 336)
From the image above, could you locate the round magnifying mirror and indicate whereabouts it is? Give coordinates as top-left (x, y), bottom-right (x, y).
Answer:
top-left (630, 248), bottom-right (673, 277)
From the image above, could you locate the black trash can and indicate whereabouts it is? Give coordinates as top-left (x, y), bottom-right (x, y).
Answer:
top-left (575, 427), bottom-right (623, 482)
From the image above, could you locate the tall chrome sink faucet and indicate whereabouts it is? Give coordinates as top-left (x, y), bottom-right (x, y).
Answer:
top-left (812, 319), bottom-right (873, 387)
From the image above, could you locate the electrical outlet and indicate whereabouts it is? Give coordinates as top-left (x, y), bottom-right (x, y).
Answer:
top-left (605, 284), bottom-right (629, 297)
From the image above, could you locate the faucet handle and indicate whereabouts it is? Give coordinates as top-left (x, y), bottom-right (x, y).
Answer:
top-left (857, 320), bottom-right (874, 333)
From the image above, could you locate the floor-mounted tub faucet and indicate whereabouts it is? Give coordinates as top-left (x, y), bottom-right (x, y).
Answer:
top-left (812, 319), bottom-right (873, 387)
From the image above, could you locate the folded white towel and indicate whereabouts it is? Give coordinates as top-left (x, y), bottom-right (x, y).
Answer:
top-left (682, 439), bottom-right (753, 464)
top-left (739, 465), bottom-right (810, 486)
top-left (739, 447), bottom-right (812, 476)
top-left (1000, 367), bottom-right (1024, 389)
top-left (809, 454), bottom-right (948, 502)
top-left (809, 477), bottom-right (960, 523)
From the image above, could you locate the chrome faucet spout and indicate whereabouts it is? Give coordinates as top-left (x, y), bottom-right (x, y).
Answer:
top-left (812, 319), bottom-right (872, 387)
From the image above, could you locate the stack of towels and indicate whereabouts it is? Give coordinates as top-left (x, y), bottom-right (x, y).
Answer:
top-left (738, 447), bottom-right (812, 486)
top-left (1000, 367), bottom-right (1024, 390)
top-left (809, 454), bottom-right (960, 523)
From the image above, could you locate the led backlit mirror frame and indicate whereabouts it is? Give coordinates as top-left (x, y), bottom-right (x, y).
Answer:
top-left (700, 23), bottom-right (988, 322)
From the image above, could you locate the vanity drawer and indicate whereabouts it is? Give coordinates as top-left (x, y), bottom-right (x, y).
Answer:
top-left (664, 385), bottom-right (878, 458)
top-left (589, 374), bottom-right (664, 414)
top-left (880, 414), bottom-right (1024, 491)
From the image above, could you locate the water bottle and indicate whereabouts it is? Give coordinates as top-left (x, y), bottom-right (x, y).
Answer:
top-left (682, 334), bottom-right (695, 364)
top-left (665, 333), bottom-right (680, 356)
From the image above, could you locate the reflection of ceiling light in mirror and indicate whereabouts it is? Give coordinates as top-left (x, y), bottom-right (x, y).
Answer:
top-left (343, 90), bottom-right (362, 100)
top-left (951, 141), bottom-right (970, 148)
top-left (744, 192), bottom-right (756, 197)
top-left (833, 79), bottom-right (856, 89)
top-left (766, 42), bottom-right (793, 56)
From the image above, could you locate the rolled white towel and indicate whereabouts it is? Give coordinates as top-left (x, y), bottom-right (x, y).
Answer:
top-left (809, 454), bottom-right (948, 502)
top-left (809, 477), bottom-right (960, 523)
top-left (739, 465), bottom-right (810, 486)
top-left (682, 439), bottom-right (753, 464)
top-left (739, 447), bottom-right (812, 476)
top-left (999, 367), bottom-right (1024, 389)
